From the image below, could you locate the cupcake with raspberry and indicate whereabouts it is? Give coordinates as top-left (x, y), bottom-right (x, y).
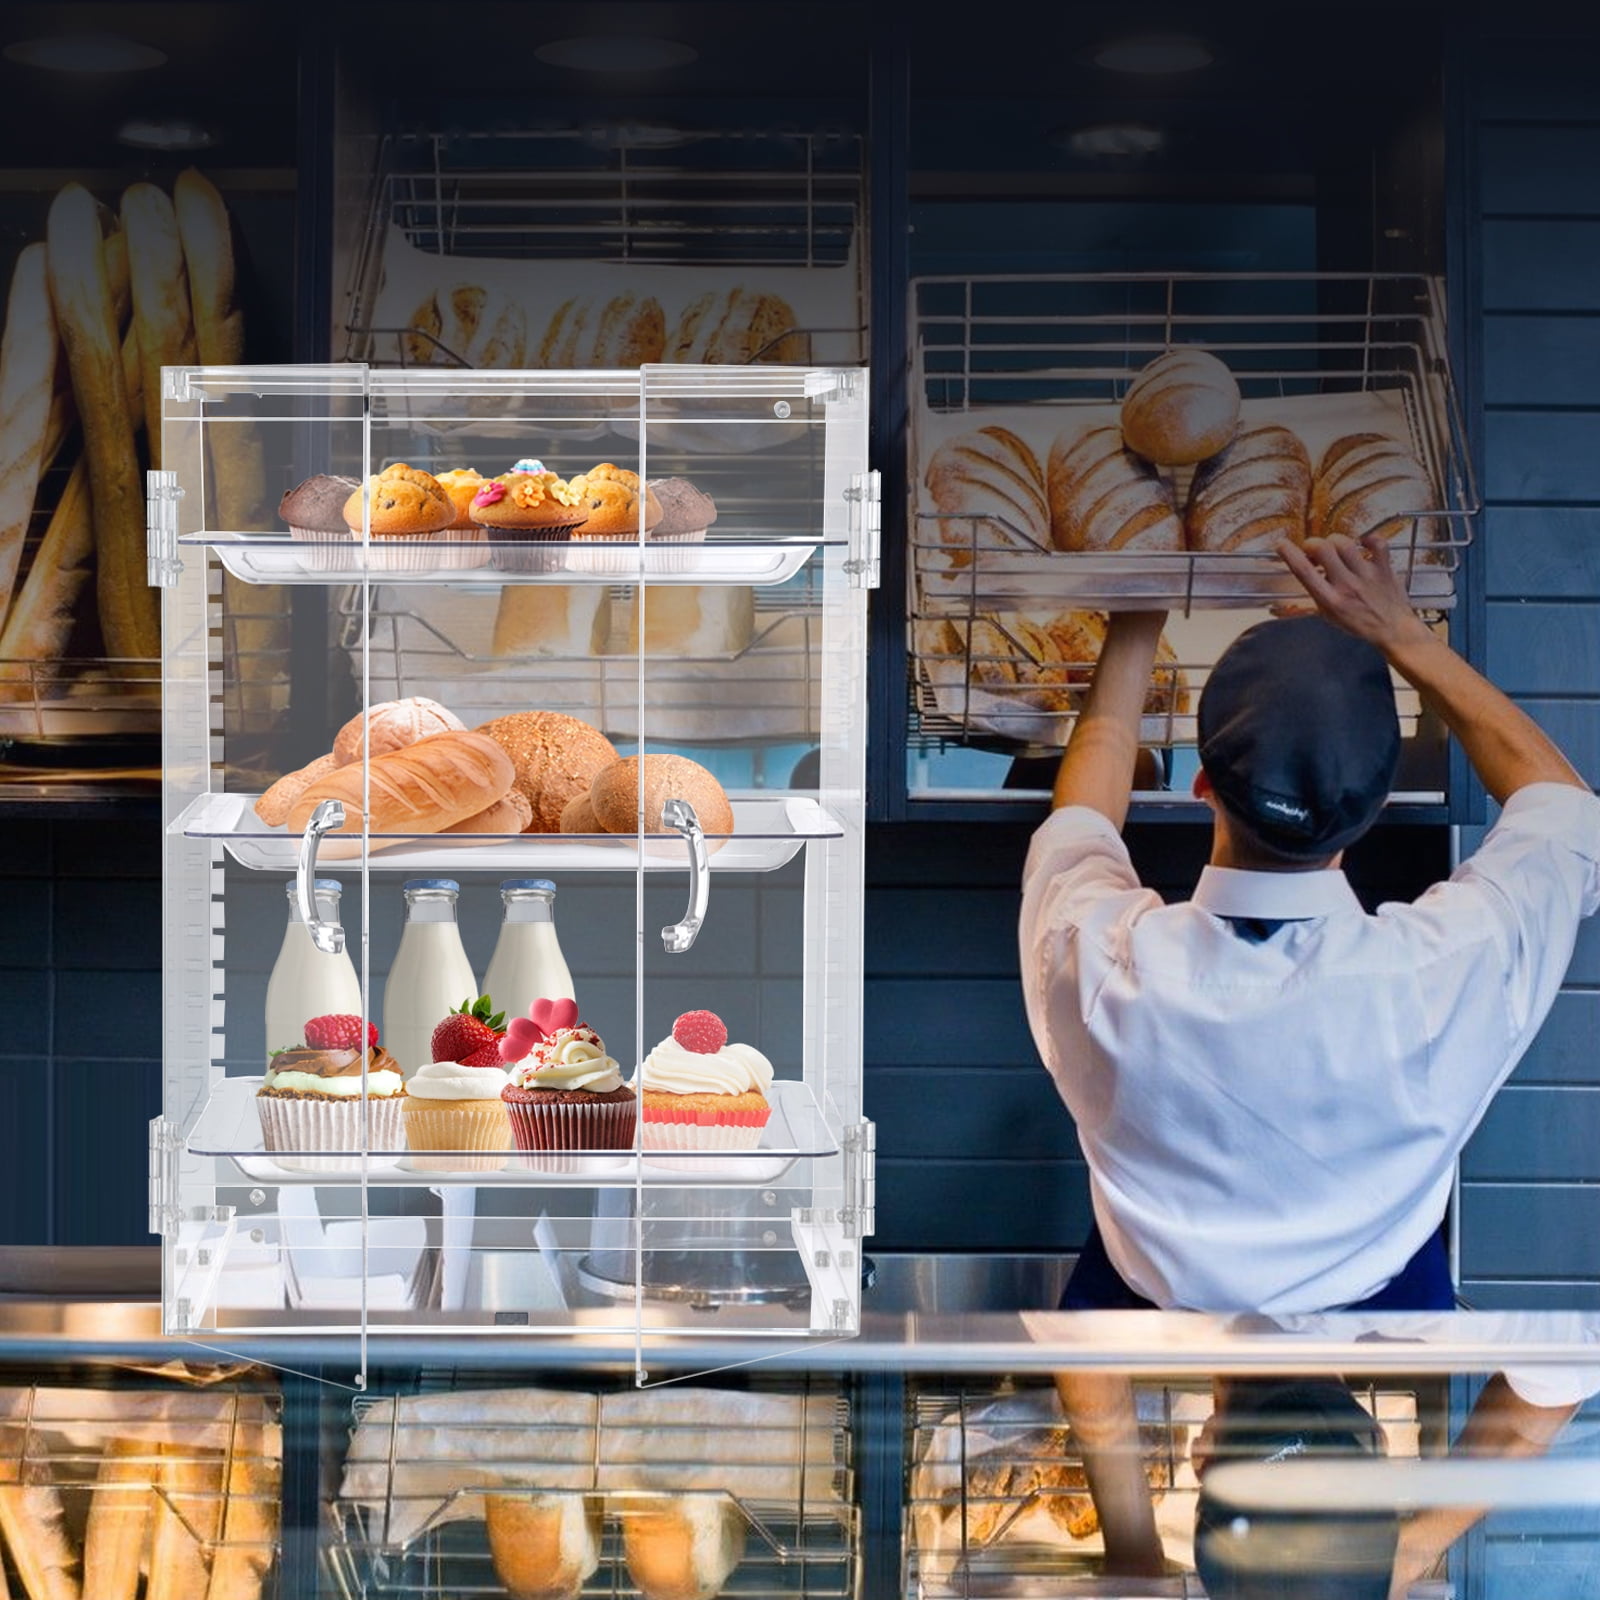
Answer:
top-left (256, 1014), bottom-right (405, 1171)
top-left (499, 997), bottom-right (636, 1152)
top-left (638, 1010), bottom-right (773, 1152)
top-left (469, 464), bottom-right (588, 572)
top-left (400, 996), bottom-right (513, 1172)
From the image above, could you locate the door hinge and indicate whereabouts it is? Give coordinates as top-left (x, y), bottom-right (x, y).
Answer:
top-left (844, 470), bottom-right (881, 589)
top-left (146, 469), bottom-right (184, 588)
top-left (842, 1118), bottom-right (876, 1239)
top-left (148, 1116), bottom-right (180, 1237)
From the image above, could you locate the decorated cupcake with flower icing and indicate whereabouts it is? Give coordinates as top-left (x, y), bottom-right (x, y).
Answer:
top-left (499, 997), bottom-right (636, 1151)
top-left (638, 1010), bottom-right (773, 1152)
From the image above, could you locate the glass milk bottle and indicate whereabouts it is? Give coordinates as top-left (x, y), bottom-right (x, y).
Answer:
top-left (384, 879), bottom-right (478, 1076)
top-left (265, 878), bottom-right (362, 1052)
top-left (483, 879), bottom-right (575, 1022)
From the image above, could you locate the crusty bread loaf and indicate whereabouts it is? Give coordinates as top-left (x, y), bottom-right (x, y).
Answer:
top-left (254, 752), bottom-right (340, 827)
top-left (622, 1497), bottom-right (745, 1600)
top-left (406, 284), bottom-right (526, 368)
top-left (1047, 426), bottom-right (1182, 553)
top-left (47, 182), bottom-right (161, 660)
top-left (1119, 348), bottom-right (1241, 466)
top-left (332, 696), bottom-right (465, 766)
top-left (538, 298), bottom-right (591, 368)
top-left (925, 427), bottom-right (1051, 566)
top-left (287, 731), bottom-right (514, 835)
top-left (1310, 432), bottom-right (1439, 557)
top-left (588, 753), bottom-right (734, 837)
top-left (492, 586), bottom-right (612, 658)
top-left (121, 182), bottom-right (197, 472)
top-left (485, 1494), bottom-right (601, 1600)
top-left (1184, 424), bottom-right (1311, 553)
top-left (588, 292), bottom-right (667, 366)
top-left (475, 711), bottom-right (621, 834)
top-left (667, 289), bottom-right (808, 364)
top-left (0, 244), bottom-right (59, 626)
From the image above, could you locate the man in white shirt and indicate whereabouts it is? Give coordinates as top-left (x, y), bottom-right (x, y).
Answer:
top-left (1021, 530), bottom-right (1600, 1581)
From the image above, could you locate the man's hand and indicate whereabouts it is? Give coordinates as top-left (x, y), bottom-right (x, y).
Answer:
top-left (1277, 533), bottom-right (1435, 655)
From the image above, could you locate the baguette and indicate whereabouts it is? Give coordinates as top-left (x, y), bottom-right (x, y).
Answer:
top-left (121, 184), bottom-right (197, 472)
top-left (205, 1420), bottom-right (278, 1600)
top-left (286, 730), bottom-right (516, 835)
top-left (146, 1445), bottom-right (219, 1600)
top-left (82, 1438), bottom-right (151, 1600)
top-left (0, 244), bottom-right (60, 625)
top-left (46, 183), bottom-right (159, 661)
top-left (0, 1443), bottom-right (81, 1600)
top-left (36, 233), bottom-right (129, 474)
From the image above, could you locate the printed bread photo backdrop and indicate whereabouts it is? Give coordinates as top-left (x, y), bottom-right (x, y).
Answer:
top-left (0, 169), bottom-right (283, 737)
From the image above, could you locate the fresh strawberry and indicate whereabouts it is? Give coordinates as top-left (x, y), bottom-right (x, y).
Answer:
top-left (672, 1009), bottom-right (727, 1054)
top-left (304, 1013), bottom-right (377, 1050)
top-left (431, 995), bottom-right (506, 1066)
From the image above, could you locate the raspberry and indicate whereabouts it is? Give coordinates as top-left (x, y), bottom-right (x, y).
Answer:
top-left (672, 1010), bottom-right (727, 1054)
top-left (304, 1014), bottom-right (377, 1050)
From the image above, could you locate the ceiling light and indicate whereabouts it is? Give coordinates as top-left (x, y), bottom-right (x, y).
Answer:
top-left (1092, 34), bottom-right (1213, 75)
top-left (4, 33), bottom-right (166, 73)
top-left (535, 35), bottom-right (697, 73)
top-left (117, 117), bottom-right (216, 152)
top-left (1063, 123), bottom-right (1166, 158)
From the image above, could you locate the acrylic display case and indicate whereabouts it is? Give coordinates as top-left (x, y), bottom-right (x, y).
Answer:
top-left (148, 363), bottom-right (876, 1377)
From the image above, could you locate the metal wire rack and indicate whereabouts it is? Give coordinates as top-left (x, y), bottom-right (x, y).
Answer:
top-left (320, 1374), bottom-right (855, 1599)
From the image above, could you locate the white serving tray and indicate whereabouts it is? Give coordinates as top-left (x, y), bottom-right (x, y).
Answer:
top-left (187, 1076), bottom-right (836, 1187)
top-left (171, 793), bottom-right (841, 874)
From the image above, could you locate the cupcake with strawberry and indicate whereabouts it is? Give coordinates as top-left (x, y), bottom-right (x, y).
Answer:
top-left (638, 1010), bottom-right (773, 1152)
top-left (498, 997), bottom-right (636, 1152)
top-left (257, 1013), bottom-right (405, 1171)
top-left (400, 996), bottom-right (513, 1172)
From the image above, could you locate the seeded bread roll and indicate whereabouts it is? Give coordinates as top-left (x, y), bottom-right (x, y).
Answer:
top-left (588, 754), bottom-right (735, 837)
top-left (287, 730), bottom-right (515, 836)
top-left (1184, 425), bottom-right (1311, 553)
top-left (1047, 426), bottom-right (1182, 553)
top-left (925, 427), bottom-right (1051, 566)
top-left (333, 696), bottom-right (465, 766)
top-left (1120, 348), bottom-right (1241, 466)
top-left (475, 711), bottom-right (621, 833)
top-left (1310, 433), bottom-right (1439, 557)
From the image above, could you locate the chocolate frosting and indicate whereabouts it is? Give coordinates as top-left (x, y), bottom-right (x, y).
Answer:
top-left (267, 1045), bottom-right (399, 1080)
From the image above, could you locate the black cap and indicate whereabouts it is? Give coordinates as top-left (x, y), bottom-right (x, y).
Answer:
top-left (1198, 617), bottom-right (1400, 860)
top-left (1194, 1380), bottom-right (1397, 1600)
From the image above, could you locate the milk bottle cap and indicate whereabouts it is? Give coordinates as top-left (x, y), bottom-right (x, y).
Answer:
top-left (500, 879), bottom-right (556, 895)
top-left (285, 878), bottom-right (342, 897)
top-left (403, 878), bottom-right (460, 894)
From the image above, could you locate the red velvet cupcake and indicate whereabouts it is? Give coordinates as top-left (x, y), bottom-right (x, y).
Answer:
top-left (499, 998), bottom-right (636, 1151)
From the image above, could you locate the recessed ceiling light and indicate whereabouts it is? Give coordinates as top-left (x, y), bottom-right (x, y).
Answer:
top-left (535, 35), bottom-right (697, 73)
top-left (117, 117), bottom-right (217, 152)
top-left (4, 33), bottom-right (167, 74)
top-left (1092, 34), bottom-right (1213, 75)
top-left (1063, 123), bottom-right (1166, 158)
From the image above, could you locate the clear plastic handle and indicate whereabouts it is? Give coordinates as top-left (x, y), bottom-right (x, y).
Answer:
top-left (297, 799), bottom-right (347, 953)
top-left (660, 797), bottom-right (708, 953)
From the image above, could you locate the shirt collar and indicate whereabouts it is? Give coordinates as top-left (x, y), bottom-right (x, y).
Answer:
top-left (1191, 865), bottom-right (1362, 922)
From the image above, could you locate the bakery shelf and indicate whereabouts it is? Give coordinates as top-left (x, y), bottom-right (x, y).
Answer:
top-left (186, 1078), bottom-right (840, 1188)
top-left (171, 793), bottom-right (842, 873)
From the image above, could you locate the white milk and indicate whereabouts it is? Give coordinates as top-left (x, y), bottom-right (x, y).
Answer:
top-left (483, 879), bottom-right (575, 1022)
top-left (383, 879), bottom-right (478, 1076)
top-left (265, 879), bottom-right (363, 1052)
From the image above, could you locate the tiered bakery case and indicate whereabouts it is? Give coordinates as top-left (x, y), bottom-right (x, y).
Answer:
top-left (149, 362), bottom-right (875, 1375)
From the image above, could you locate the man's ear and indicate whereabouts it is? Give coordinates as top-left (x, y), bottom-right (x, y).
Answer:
top-left (1193, 767), bottom-right (1213, 801)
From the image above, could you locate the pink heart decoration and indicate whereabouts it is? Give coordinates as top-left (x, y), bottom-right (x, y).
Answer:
top-left (499, 1016), bottom-right (546, 1064)
top-left (529, 997), bottom-right (580, 1037)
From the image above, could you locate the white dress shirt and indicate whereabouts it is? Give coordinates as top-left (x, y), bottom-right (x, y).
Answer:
top-left (1019, 782), bottom-right (1600, 1316)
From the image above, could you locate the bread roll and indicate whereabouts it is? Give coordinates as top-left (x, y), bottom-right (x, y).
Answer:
top-left (1120, 348), bottom-right (1240, 465)
top-left (558, 793), bottom-right (601, 833)
top-left (588, 754), bottom-right (734, 837)
top-left (121, 183), bottom-right (198, 472)
top-left (46, 182), bottom-right (160, 660)
top-left (1310, 433), bottom-right (1439, 557)
top-left (492, 586), bottom-right (612, 657)
top-left (485, 1493), bottom-right (601, 1600)
top-left (253, 752), bottom-right (340, 827)
top-left (1184, 424), bottom-right (1311, 553)
top-left (622, 1496), bottom-right (745, 1600)
top-left (475, 711), bottom-right (621, 834)
top-left (925, 427), bottom-right (1050, 564)
top-left (0, 244), bottom-right (59, 625)
top-left (332, 696), bottom-right (465, 766)
top-left (287, 731), bottom-right (514, 836)
top-left (1047, 426), bottom-right (1182, 553)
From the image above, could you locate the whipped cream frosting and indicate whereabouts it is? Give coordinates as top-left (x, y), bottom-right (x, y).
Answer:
top-left (639, 1038), bottom-right (774, 1097)
top-left (407, 1060), bottom-right (510, 1101)
top-left (507, 1027), bottom-right (624, 1093)
top-left (263, 1048), bottom-right (404, 1098)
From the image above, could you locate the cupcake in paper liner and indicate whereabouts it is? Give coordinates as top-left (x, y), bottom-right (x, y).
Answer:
top-left (255, 1030), bottom-right (406, 1173)
top-left (643, 477), bottom-right (716, 575)
top-left (498, 999), bottom-right (637, 1159)
top-left (470, 468), bottom-right (588, 574)
top-left (636, 1010), bottom-right (772, 1153)
top-left (279, 474), bottom-right (359, 574)
top-left (401, 1060), bottom-right (513, 1172)
top-left (562, 465), bottom-right (662, 578)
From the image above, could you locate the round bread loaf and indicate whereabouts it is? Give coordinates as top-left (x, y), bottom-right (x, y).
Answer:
top-left (475, 711), bottom-right (621, 833)
top-left (558, 793), bottom-right (602, 833)
top-left (925, 426), bottom-right (1051, 566)
top-left (588, 754), bottom-right (735, 836)
top-left (1120, 349), bottom-right (1241, 466)
top-left (1184, 425), bottom-right (1311, 553)
top-left (254, 752), bottom-right (340, 827)
top-left (1047, 426), bottom-right (1182, 552)
top-left (1310, 433), bottom-right (1439, 557)
top-left (333, 697), bottom-right (465, 767)
top-left (486, 1493), bottom-right (602, 1600)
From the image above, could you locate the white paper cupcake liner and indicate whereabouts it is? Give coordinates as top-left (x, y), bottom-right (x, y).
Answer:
top-left (639, 1118), bottom-right (767, 1153)
top-left (647, 527), bottom-right (707, 575)
top-left (256, 1093), bottom-right (405, 1173)
top-left (289, 526), bottom-right (356, 574)
top-left (564, 532), bottom-right (640, 577)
